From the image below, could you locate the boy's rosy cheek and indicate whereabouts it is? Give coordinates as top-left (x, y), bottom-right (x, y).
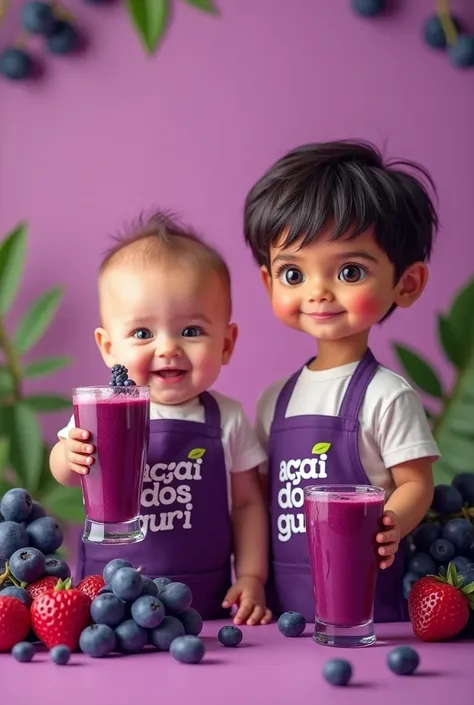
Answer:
top-left (350, 293), bottom-right (381, 320)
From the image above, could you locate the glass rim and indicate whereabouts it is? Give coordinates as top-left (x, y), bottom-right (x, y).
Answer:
top-left (72, 385), bottom-right (150, 393)
top-left (303, 484), bottom-right (384, 497)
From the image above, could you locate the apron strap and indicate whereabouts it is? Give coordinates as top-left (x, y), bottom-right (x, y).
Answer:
top-left (199, 391), bottom-right (221, 429)
top-left (273, 368), bottom-right (306, 422)
top-left (338, 348), bottom-right (378, 420)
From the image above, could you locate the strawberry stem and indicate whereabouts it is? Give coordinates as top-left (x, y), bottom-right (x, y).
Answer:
top-left (0, 562), bottom-right (22, 588)
top-left (53, 577), bottom-right (72, 591)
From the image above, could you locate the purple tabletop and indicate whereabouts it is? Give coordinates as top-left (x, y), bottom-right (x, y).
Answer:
top-left (2, 620), bottom-right (472, 705)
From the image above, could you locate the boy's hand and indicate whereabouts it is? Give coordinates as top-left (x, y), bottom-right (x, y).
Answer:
top-left (64, 428), bottom-right (95, 475)
top-left (222, 576), bottom-right (272, 626)
top-left (376, 510), bottom-right (401, 569)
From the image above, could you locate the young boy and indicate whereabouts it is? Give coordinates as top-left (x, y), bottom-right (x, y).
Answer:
top-left (50, 211), bottom-right (271, 625)
top-left (243, 141), bottom-right (440, 623)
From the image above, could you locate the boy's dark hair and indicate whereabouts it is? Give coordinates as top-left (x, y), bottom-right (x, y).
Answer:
top-left (243, 140), bottom-right (438, 283)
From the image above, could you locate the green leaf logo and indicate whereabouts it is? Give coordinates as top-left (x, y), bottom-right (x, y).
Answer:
top-left (188, 448), bottom-right (206, 460)
top-left (311, 442), bottom-right (331, 455)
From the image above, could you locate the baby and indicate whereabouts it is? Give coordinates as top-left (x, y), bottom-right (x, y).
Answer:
top-left (50, 211), bottom-right (271, 625)
top-left (243, 140), bottom-right (440, 622)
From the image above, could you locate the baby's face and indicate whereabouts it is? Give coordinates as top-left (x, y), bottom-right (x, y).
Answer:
top-left (261, 227), bottom-right (425, 342)
top-left (96, 262), bottom-right (237, 405)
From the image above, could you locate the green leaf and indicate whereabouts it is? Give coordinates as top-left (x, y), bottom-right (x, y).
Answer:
top-left (0, 223), bottom-right (27, 315)
top-left (43, 484), bottom-right (84, 523)
top-left (462, 581), bottom-right (474, 595)
top-left (23, 355), bottom-right (72, 378)
top-left (0, 403), bottom-right (43, 492)
top-left (437, 314), bottom-right (463, 368)
top-left (0, 366), bottom-right (13, 399)
top-left (126, 0), bottom-right (170, 54)
top-left (0, 437), bottom-right (8, 470)
top-left (394, 344), bottom-right (443, 399)
top-left (311, 442), bottom-right (331, 455)
top-left (188, 447), bottom-right (206, 459)
top-left (448, 278), bottom-right (474, 346)
top-left (181, 0), bottom-right (218, 14)
top-left (23, 394), bottom-right (71, 413)
top-left (13, 287), bottom-right (63, 354)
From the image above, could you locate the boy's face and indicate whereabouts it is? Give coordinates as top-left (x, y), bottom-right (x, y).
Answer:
top-left (261, 227), bottom-right (427, 342)
top-left (95, 262), bottom-right (237, 405)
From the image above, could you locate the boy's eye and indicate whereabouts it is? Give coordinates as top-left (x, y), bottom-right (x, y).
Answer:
top-left (133, 328), bottom-right (153, 340)
top-left (182, 326), bottom-right (204, 338)
top-left (338, 265), bottom-right (367, 284)
top-left (279, 266), bottom-right (305, 286)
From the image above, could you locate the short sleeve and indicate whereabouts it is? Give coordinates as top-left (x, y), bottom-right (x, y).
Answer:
top-left (227, 404), bottom-right (267, 473)
top-left (377, 390), bottom-right (440, 469)
top-left (57, 414), bottom-right (75, 440)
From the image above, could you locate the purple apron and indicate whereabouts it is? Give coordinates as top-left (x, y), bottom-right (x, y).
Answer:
top-left (76, 392), bottom-right (232, 619)
top-left (267, 349), bottom-right (407, 623)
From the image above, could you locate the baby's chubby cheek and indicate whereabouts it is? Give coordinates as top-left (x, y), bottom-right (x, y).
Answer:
top-left (271, 291), bottom-right (300, 322)
top-left (349, 292), bottom-right (384, 322)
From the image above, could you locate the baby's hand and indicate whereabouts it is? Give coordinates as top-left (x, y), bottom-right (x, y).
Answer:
top-left (376, 510), bottom-right (401, 570)
top-left (222, 576), bottom-right (272, 626)
top-left (64, 428), bottom-right (95, 475)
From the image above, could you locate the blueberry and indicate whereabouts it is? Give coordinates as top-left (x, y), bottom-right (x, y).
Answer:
top-left (387, 646), bottom-right (420, 675)
top-left (277, 611), bottom-right (306, 637)
top-left (50, 644), bottom-right (71, 665)
top-left (79, 624), bottom-right (116, 658)
top-left (44, 555), bottom-right (71, 580)
top-left (21, 2), bottom-right (55, 34)
top-left (9, 547), bottom-right (45, 583)
top-left (322, 659), bottom-right (352, 686)
top-left (179, 608), bottom-right (203, 636)
top-left (11, 641), bottom-right (35, 662)
top-left (115, 619), bottom-right (147, 654)
top-left (131, 594), bottom-right (165, 629)
top-left (408, 553), bottom-right (437, 577)
top-left (402, 572), bottom-right (419, 600)
top-left (123, 379), bottom-right (136, 386)
top-left (0, 522), bottom-right (29, 561)
top-left (91, 592), bottom-right (127, 627)
top-left (429, 538), bottom-right (455, 563)
top-left (98, 585), bottom-right (113, 596)
top-left (422, 14), bottom-right (463, 49)
top-left (46, 21), bottom-right (80, 55)
top-left (115, 375), bottom-right (127, 386)
top-left (449, 35), bottom-right (474, 68)
top-left (26, 517), bottom-right (63, 554)
top-left (451, 556), bottom-right (472, 572)
top-left (218, 625), bottom-right (242, 647)
top-left (153, 576), bottom-right (172, 593)
top-left (26, 502), bottom-right (47, 524)
top-left (103, 558), bottom-right (133, 584)
top-left (432, 484), bottom-right (463, 515)
top-left (141, 576), bottom-right (159, 596)
top-left (159, 582), bottom-right (192, 616)
top-left (111, 567), bottom-right (143, 602)
top-left (0, 488), bottom-right (32, 523)
top-left (1, 586), bottom-right (32, 608)
top-left (411, 523), bottom-right (441, 552)
top-left (351, 0), bottom-right (385, 18)
top-left (0, 48), bottom-right (34, 81)
top-left (442, 518), bottom-right (474, 555)
top-left (452, 473), bottom-right (474, 506)
top-left (170, 635), bottom-right (205, 664)
top-left (458, 565), bottom-right (474, 588)
top-left (149, 615), bottom-right (185, 651)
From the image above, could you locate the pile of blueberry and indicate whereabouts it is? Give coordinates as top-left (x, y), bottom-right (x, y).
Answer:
top-left (404, 472), bottom-right (474, 635)
top-left (0, 488), bottom-right (66, 603)
top-left (109, 364), bottom-right (136, 388)
top-left (0, 1), bottom-right (110, 82)
top-left (78, 558), bottom-right (242, 662)
top-left (350, 1), bottom-right (474, 68)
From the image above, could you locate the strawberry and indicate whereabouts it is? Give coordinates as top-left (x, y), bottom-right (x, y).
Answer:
top-left (0, 596), bottom-right (31, 652)
top-left (26, 575), bottom-right (59, 599)
top-left (408, 562), bottom-right (474, 642)
top-left (76, 574), bottom-right (105, 600)
top-left (31, 577), bottom-right (91, 651)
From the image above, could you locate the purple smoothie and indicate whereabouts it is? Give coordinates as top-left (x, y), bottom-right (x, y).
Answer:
top-left (73, 388), bottom-right (150, 524)
top-left (304, 487), bottom-right (384, 627)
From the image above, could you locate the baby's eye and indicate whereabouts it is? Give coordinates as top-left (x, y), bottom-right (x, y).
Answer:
top-left (279, 266), bottom-right (305, 286)
top-left (182, 327), bottom-right (204, 338)
top-left (133, 328), bottom-right (154, 340)
top-left (338, 265), bottom-right (367, 284)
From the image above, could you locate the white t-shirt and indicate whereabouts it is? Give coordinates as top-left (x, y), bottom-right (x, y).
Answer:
top-left (256, 361), bottom-right (440, 494)
top-left (58, 390), bottom-right (266, 477)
